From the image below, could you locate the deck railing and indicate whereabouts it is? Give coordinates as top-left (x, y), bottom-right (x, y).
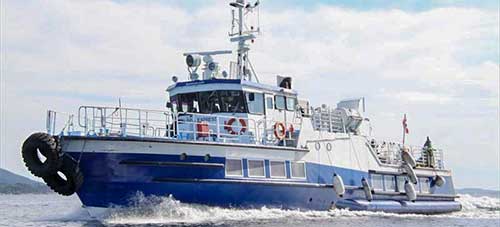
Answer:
top-left (47, 106), bottom-right (284, 146)
top-left (373, 141), bottom-right (445, 169)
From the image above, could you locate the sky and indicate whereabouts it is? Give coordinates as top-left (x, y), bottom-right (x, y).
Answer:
top-left (1, 0), bottom-right (499, 189)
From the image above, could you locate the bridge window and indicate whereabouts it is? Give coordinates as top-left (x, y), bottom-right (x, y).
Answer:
top-left (246, 92), bottom-right (264, 114)
top-left (225, 159), bottom-right (243, 176)
top-left (275, 95), bottom-right (286, 110)
top-left (270, 161), bottom-right (286, 178)
top-left (219, 90), bottom-right (247, 113)
top-left (248, 160), bottom-right (265, 177)
top-left (199, 91), bottom-right (221, 114)
top-left (290, 161), bottom-right (306, 178)
top-left (266, 97), bottom-right (274, 109)
top-left (371, 174), bottom-right (384, 191)
top-left (173, 90), bottom-right (247, 114)
top-left (286, 97), bottom-right (296, 111)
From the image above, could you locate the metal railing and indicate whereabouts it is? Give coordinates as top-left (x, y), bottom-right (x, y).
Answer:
top-left (372, 141), bottom-right (445, 169)
top-left (47, 106), bottom-right (293, 146)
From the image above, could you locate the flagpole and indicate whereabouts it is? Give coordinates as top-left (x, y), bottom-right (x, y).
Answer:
top-left (402, 114), bottom-right (406, 146)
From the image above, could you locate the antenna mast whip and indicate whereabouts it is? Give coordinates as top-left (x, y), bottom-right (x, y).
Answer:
top-left (229, 0), bottom-right (260, 81)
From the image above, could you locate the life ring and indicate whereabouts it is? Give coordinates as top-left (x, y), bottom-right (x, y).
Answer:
top-left (224, 118), bottom-right (247, 135)
top-left (274, 122), bottom-right (286, 140)
top-left (21, 132), bottom-right (62, 177)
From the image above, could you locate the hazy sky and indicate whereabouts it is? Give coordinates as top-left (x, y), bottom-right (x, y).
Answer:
top-left (1, 0), bottom-right (499, 189)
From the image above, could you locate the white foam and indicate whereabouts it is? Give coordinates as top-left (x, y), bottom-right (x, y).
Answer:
top-left (103, 193), bottom-right (500, 225)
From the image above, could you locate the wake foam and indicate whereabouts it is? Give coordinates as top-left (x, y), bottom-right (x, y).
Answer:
top-left (103, 192), bottom-right (500, 225)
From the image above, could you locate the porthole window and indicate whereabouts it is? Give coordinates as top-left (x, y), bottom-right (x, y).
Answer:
top-left (225, 159), bottom-right (242, 176)
top-left (290, 162), bottom-right (306, 178)
top-left (270, 161), bottom-right (286, 178)
top-left (248, 160), bottom-right (265, 177)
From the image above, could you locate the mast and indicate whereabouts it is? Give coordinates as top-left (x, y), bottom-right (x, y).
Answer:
top-left (229, 0), bottom-right (260, 81)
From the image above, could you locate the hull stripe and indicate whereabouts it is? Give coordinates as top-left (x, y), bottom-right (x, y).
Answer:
top-left (120, 160), bottom-right (225, 168)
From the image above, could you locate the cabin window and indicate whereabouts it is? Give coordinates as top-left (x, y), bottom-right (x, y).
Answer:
top-left (384, 175), bottom-right (396, 191)
top-left (290, 161), bottom-right (306, 178)
top-left (248, 160), bottom-right (265, 177)
top-left (218, 90), bottom-right (247, 113)
top-left (275, 95), bottom-right (286, 110)
top-left (176, 93), bottom-right (199, 112)
top-left (198, 91), bottom-right (221, 114)
top-left (270, 161), bottom-right (286, 178)
top-left (225, 159), bottom-right (243, 176)
top-left (371, 174), bottom-right (384, 191)
top-left (396, 176), bottom-right (406, 192)
top-left (246, 92), bottom-right (264, 114)
top-left (419, 177), bottom-right (430, 194)
top-left (266, 97), bottom-right (274, 109)
top-left (286, 97), bottom-right (296, 111)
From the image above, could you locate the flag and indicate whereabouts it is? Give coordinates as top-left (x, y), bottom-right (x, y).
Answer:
top-left (402, 114), bottom-right (409, 134)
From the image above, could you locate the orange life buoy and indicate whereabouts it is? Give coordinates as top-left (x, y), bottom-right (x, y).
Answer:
top-left (224, 118), bottom-right (247, 135)
top-left (274, 122), bottom-right (286, 140)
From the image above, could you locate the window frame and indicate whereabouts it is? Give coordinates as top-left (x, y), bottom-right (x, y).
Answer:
top-left (247, 159), bottom-right (266, 178)
top-left (290, 161), bottom-right (307, 179)
top-left (225, 158), bottom-right (243, 177)
top-left (269, 160), bottom-right (287, 178)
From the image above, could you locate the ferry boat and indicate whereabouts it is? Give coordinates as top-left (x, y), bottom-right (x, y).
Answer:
top-left (22, 0), bottom-right (461, 214)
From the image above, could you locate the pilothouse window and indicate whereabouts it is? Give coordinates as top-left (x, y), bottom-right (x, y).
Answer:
top-left (275, 95), bottom-right (286, 110)
top-left (246, 92), bottom-right (264, 114)
top-left (286, 97), bottom-right (296, 111)
top-left (219, 90), bottom-right (247, 113)
top-left (199, 91), bottom-right (220, 114)
top-left (172, 90), bottom-right (247, 113)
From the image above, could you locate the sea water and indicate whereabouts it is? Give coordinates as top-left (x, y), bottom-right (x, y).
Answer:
top-left (0, 193), bottom-right (498, 227)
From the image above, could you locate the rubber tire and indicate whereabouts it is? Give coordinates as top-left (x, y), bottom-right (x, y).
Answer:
top-left (43, 154), bottom-right (84, 196)
top-left (21, 132), bottom-right (62, 177)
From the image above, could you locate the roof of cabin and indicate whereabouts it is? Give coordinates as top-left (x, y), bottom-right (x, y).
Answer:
top-left (166, 79), bottom-right (298, 96)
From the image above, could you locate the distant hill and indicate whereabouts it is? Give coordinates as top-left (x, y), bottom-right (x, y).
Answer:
top-left (456, 188), bottom-right (500, 198)
top-left (0, 168), bottom-right (51, 194)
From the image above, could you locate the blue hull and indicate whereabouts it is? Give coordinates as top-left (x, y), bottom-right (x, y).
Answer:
top-left (67, 151), bottom-right (460, 213)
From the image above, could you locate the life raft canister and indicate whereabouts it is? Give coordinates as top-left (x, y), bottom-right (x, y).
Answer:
top-left (224, 118), bottom-right (247, 135)
top-left (274, 122), bottom-right (286, 140)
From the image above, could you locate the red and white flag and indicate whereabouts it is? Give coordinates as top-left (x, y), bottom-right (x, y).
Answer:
top-left (402, 114), bottom-right (409, 134)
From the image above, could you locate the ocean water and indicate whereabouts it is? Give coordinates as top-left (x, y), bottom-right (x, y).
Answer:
top-left (0, 193), bottom-right (498, 227)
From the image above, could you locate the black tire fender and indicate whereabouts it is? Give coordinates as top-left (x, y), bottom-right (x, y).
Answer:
top-left (43, 154), bottom-right (84, 196)
top-left (21, 132), bottom-right (62, 177)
